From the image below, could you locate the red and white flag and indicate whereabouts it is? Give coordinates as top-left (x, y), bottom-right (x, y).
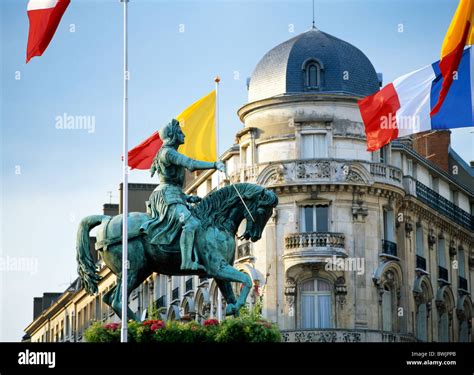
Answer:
top-left (26, 0), bottom-right (70, 63)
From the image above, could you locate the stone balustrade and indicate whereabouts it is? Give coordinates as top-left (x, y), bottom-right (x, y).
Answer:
top-left (285, 232), bottom-right (345, 250)
top-left (230, 158), bottom-right (403, 188)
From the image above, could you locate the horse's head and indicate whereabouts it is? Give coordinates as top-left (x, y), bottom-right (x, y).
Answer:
top-left (241, 187), bottom-right (278, 242)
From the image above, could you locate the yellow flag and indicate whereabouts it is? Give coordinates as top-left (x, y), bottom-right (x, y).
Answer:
top-left (441, 0), bottom-right (474, 59)
top-left (176, 90), bottom-right (216, 162)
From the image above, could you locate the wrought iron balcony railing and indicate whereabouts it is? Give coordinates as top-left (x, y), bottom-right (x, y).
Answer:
top-left (438, 266), bottom-right (449, 282)
top-left (185, 278), bottom-right (193, 293)
top-left (381, 239), bottom-right (397, 257)
top-left (154, 295), bottom-right (166, 309)
top-left (416, 181), bottom-right (474, 231)
top-left (416, 255), bottom-right (427, 271)
top-left (172, 287), bottom-right (179, 301)
top-left (285, 232), bottom-right (345, 250)
top-left (459, 276), bottom-right (468, 291)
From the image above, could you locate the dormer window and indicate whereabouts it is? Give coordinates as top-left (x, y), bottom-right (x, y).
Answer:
top-left (303, 59), bottom-right (323, 89)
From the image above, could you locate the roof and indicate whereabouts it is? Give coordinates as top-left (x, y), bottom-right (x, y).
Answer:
top-left (248, 28), bottom-right (380, 102)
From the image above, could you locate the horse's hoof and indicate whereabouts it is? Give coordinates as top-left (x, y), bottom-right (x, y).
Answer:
top-left (225, 304), bottom-right (238, 316)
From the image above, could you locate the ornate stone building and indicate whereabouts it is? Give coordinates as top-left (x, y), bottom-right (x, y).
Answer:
top-left (24, 27), bottom-right (473, 343)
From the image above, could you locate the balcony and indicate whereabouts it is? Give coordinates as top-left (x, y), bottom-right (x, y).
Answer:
top-left (285, 232), bottom-right (345, 250)
top-left (283, 232), bottom-right (346, 270)
top-left (438, 266), bottom-right (449, 283)
top-left (381, 239), bottom-right (397, 258)
top-left (229, 158), bottom-right (403, 188)
top-left (459, 276), bottom-right (468, 292)
top-left (281, 329), bottom-right (416, 343)
top-left (416, 255), bottom-right (427, 272)
top-left (416, 181), bottom-right (474, 231)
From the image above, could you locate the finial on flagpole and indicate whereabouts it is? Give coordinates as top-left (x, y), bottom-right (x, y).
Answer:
top-left (214, 75), bottom-right (221, 83)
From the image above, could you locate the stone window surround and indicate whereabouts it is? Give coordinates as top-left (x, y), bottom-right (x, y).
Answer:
top-left (295, 199), bottom-right (332, 233)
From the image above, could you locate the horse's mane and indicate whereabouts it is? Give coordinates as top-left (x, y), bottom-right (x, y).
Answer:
top-left (193, 183), bottom-right (263, 231)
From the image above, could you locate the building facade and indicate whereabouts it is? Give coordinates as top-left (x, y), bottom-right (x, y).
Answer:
top-left (24, 28), bottom-right (473, 343)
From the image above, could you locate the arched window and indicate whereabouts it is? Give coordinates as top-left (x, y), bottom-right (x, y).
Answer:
top-left (300, 279), bottom-right (333, 329)
top-left (303, 59), bottom-right (323, 89)
top-left (436, 286), bottom-right (454, 342)
top-left (308, 64), bottom-right (318, 87)
top-left (416, 303), bottom-right (428, 341)
top-left (457, 297), bottom-right (472, 342)
top-left (195, 292), bottom-right (207, 323)
top-left (459, 316), bottom-right (469, 342)
top-left (414, 277), bottom-right (433, 342)
top-left (382, 285), bottom-right (393, 331)
top-left (438, 312), bottom-right (449, 342)
top-left (209, 282), bottom-right (225, 319)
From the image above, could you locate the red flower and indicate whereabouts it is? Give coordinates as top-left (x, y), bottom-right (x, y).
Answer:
top-left (143, 319), bottom-right (161, 327)
top-left (203, 319), bottom-right (219, 327)
top-left (104, 323), bottom-right (120, 331)
top-left (150, 321), bottom-right (165, 331)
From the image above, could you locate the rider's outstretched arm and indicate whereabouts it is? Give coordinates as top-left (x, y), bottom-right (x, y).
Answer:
top-left (164, 148), bottom-right (217, 172)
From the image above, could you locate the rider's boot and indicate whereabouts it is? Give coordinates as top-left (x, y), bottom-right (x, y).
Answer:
top-left (179, 216), bottom-right (200, 270)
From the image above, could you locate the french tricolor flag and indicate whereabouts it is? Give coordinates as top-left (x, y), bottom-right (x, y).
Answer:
top-left (358, 47), bottom-right (474, 151)
top-left (26, 0), bottom-right (70, 63)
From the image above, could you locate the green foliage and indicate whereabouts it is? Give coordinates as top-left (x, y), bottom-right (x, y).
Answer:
top-left (215, 316), bottom-right (281, 343)
top-left (84, 322), bottom-right (120, 343)
top-left (147, 303), bottom-right (166, 321)
top-left (84, 313), bottom-right (281, 343)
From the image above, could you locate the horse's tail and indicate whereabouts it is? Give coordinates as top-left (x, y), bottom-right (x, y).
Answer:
top-left (76, 215), bottom-right (109, 295)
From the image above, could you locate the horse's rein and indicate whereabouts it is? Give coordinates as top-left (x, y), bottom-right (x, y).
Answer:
top-left (224, 170), bottom-right (256, 223)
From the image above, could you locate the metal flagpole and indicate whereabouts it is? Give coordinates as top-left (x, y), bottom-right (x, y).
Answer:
top-left (214, 76), bottom-right (223, 322)
top-left (120, 0), bottom-right (129, 343)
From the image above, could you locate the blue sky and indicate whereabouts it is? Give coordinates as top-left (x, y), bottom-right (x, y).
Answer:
top-left (1, 0), bottom-right (473, 341)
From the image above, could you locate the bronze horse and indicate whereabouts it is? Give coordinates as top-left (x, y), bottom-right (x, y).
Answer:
top-left (76, 183), bottom-right (278, 320)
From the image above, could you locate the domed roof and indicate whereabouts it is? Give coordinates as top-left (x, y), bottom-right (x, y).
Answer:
top-left (248, 28), bottom-right (380, 102)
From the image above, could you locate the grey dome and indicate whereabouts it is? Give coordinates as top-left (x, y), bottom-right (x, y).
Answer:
top-left (248, 28), bottom-right (380, 102)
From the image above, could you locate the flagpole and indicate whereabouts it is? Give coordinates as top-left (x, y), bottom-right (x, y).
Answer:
top-left (120, 0), bottom-right (129, 343)
top-left (214, 76), bottom-right (223, 321)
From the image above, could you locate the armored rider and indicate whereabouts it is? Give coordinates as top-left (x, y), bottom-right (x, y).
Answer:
top-left (145, 119), bottom-right (225, 271)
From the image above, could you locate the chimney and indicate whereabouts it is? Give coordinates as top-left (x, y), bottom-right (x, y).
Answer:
top-left (33, 297), bottom-right (43, 320)
top-left (103, 203), bottom-right (119, 216)
top-left (411, 130), bottom-right (451, 172)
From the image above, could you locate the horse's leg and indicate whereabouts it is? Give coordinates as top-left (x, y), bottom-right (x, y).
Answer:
top-left (213, 264), bottom-right (252, 316)
top-left (109, 275), bottom-right (137, 321)
top-left (215, 279), bottom-right (237, 310)
top-left (102, 285), bottom-right (117, 318)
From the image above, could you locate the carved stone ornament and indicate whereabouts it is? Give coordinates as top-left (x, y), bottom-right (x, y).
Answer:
top-left (296, 161), bottom-right (330, 180)
top-left (405, 221), bottom-right (413, 238)
top-left (335, 276), bottom-right (347, 308)
top-left (345, 170), bottom-right (364, 183)
top-left (428, 230), bottom-right (436, 250)
top-left (449, 240), bottom-right (457, 258)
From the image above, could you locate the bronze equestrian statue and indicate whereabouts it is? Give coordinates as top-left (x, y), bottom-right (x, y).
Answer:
top-left (76, 119), bottom-right (278, 320)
